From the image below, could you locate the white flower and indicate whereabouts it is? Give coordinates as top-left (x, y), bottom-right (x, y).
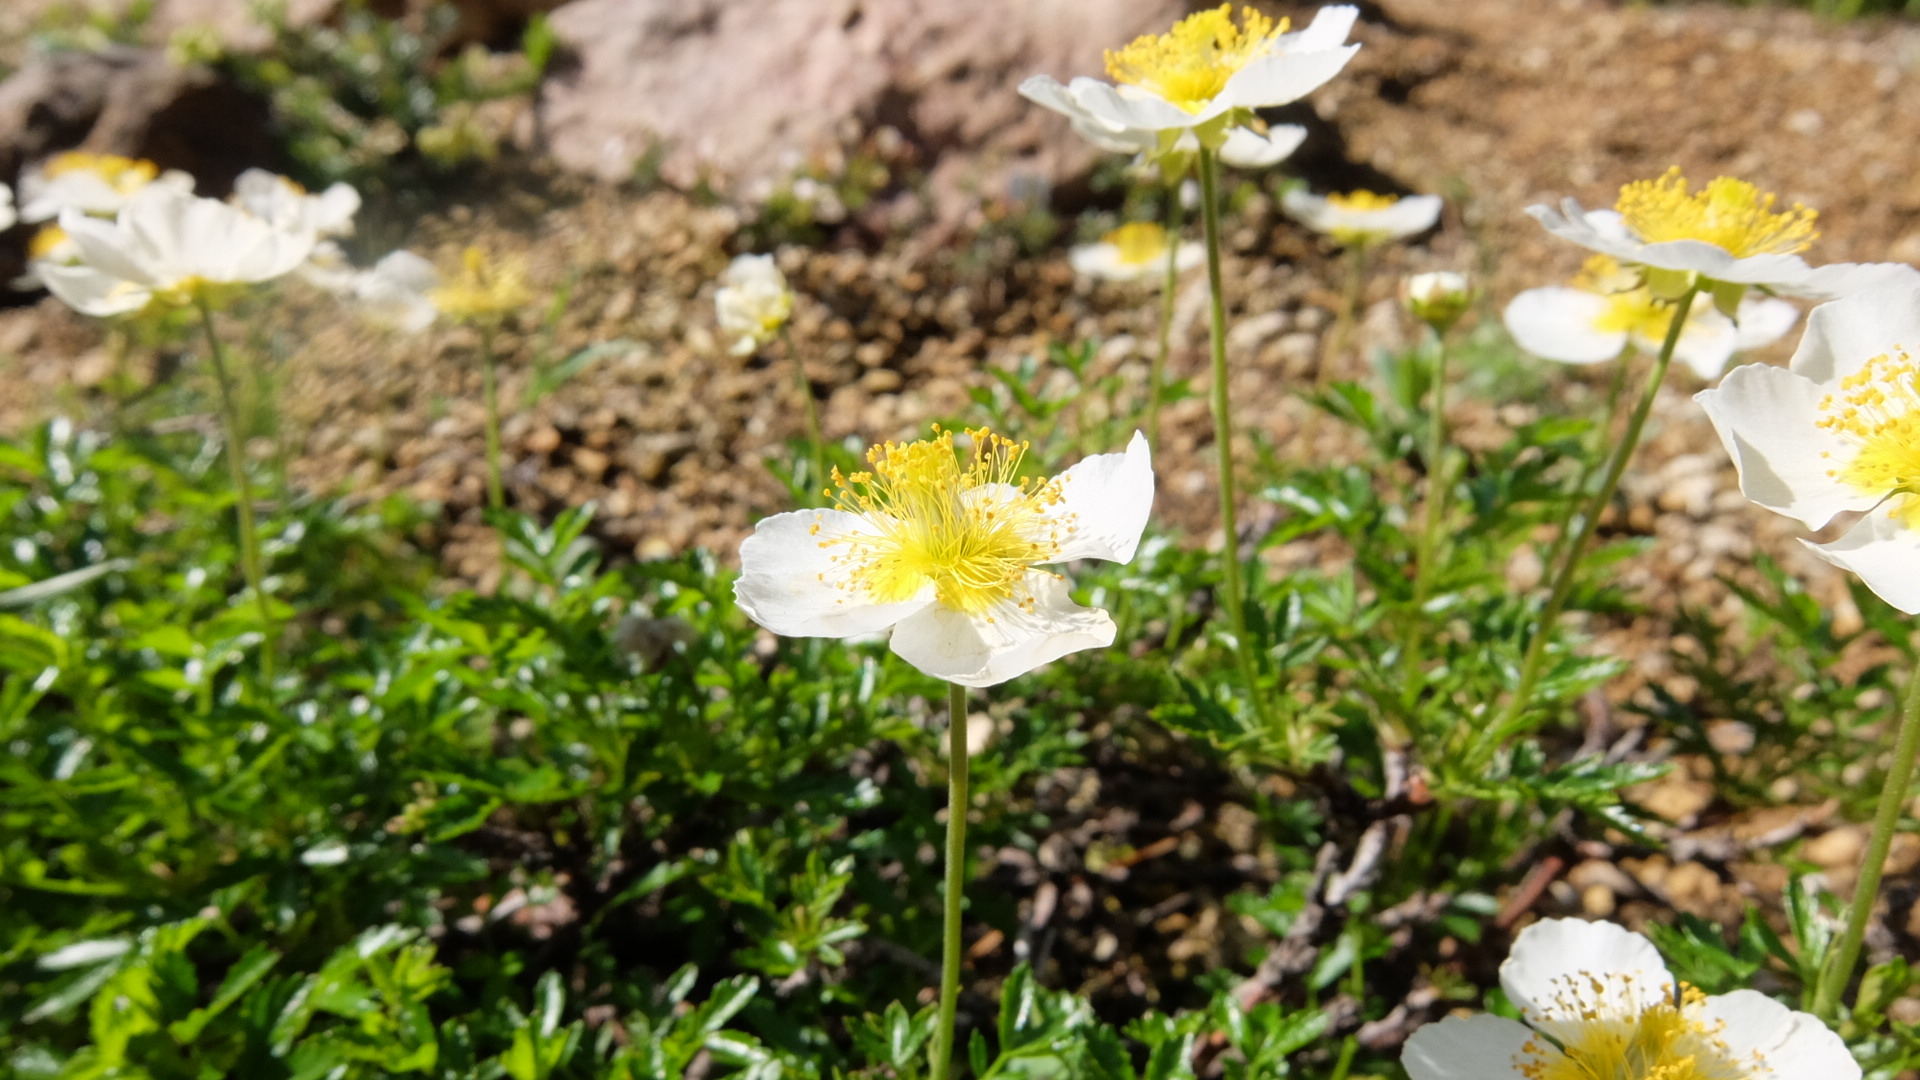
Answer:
top-left (13, 224), bottom-right (81, 291)
top-left (1072, 120), bottom-right (1308, 173)
top-left (0, 182), bottom-right (14, 232)
top-left (17, 151), bottom-right (194, 223)
top-left (1695, 281), bottom-right (1920, 613)
top-left (1070, 222), bottom-right (1202, 284)
top-left (1282, 188), bottom-right (1441, 247)
top-left (350, 250), bottom-right (440, 333)
top-left (40, 185), bottom-right (317, 317)
top-left (1403, 918), bottom-right (1857, 1080)
top-left (1019, 5), bottom-right (1358, 151)
top-left (231, 168), bottom-right (360, 238)
top-left (1406, 270), bottom-right (1473, 332)
top-left (734, 428), bottom-right (1154, 688)
top-left (1529, 168), bottom-right (1916, 303)
top-left (716, 253), bottom-right (793, 356)
top-left (1505, 256), bottom-right (1798, 379)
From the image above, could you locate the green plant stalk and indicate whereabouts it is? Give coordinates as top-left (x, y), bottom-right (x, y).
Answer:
top-left (931, 680), bottom-right (971, 1080)
top-left (1492, 285), bottom-right (1698, 743)
top-left (1318, 244), bottom-right (1370, 388)
top-left (1145, 189), bottom-right (1187, 447)
top-left (1197, 149), bottom-right (1280, 741)
top-left (196, 298), bottom-right (277, 680)
top-left (1538, 351), bottom-right (1634, 577)
top-left (1398, 329), bottom-right (1455, 721)
top-left (1813, 651), bottom-right (1920, 1020)
top-left (480, 325), bottom-right (506, 511)
top-left (782, 325), bottom-right (829, 499)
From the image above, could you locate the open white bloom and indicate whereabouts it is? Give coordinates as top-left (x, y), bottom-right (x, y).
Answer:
top-left (350, 250), bottom-right (440, 333)
top-left (1530, 168), bottom-right (1916, 305)
top-left (716, 253), bottom-right (793, 356)
top-left (17, 151), bottom-right (194, 223)
top-left (1019, 5), bottom-right (1358, 151)
top-left (1403, 918), bottom-right (1857, 1080)
top-left (1505, 256), bottom-right (1799, 379)
top-left (1696, 282), bottom-right (1920, 613)
top-left (735, 428), bottom-right (1154, 688)
top-left (1070, 222), bottom-right (1201, 284)
top-left (1073, 119), bottom-right (1308, 174)
top-left (0, 182), bottom-right (15, 232)
top-left (1283, 188), bottom-right (1441, 247)
top-left (231, 168), bottom-right (360, 238)
top-left (41, 185), bottom-right (317, 317)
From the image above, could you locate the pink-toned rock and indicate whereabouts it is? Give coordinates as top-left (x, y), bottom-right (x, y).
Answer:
top-left (535, 0), bottom-right (1186, 219)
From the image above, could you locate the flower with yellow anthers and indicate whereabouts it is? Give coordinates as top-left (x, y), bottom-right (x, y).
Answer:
top-left (40, 186), bottom-right (316, 317)
top-left (734, 428), bottom-right (1154, 687)
top-left (1282, 188), bottom-right (1441, 248)
top-left (430, 247), bottom-right (531, 326)
top-left (17, 150), bottom-right (194, 224)
top-left (1019, 5), bottom-right (1358, 154)
top-left (1403, 918), bottom-right (1856, 1080)
top-left (1505, 255), bottom-right (1798, 379)
top-left (715, 253), bottom-right (793, 356)
top-left (1697, 283), bottom-right (1920, 614)
top-left (1530, 167), bottom-right (1916, 307)
top-left (1069, 222), bottom-right (1202, 284)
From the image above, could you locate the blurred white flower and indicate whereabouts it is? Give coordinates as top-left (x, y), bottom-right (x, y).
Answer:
top-left (1070, 222), bottom-right (1201, 284)
top-left (231, 168), bottom-right (360, 238)
top-left (13, 224), bottom-right (81, 291)
top-left (1021, 5), bottom-right (1358, 151)
top-left (1696, 281), bottom-right (1920, 613)
top-left (1403, 918), bottom-right (1856, 1080)
top-left (0, 182), bottom-right (15, 232)
top-left (40, 185), bottom-right (316, 317)
top-left (18, 151), bottom-right (193, 223)
top-left (734, 428), bottom-right (1154, 688)
top-left (1073, 120), bottom-right (1308, 175)
top-left (350, 251), bottom-right (440, 333)
top-left (1505, 255), bottom-right (1798, 379)
top-left (1283, 188), bottom-right (1441, 247)
top-left (716, 253), bottom-right (793, 356)
top-left (1405, 270), bottom-right (1472, 333)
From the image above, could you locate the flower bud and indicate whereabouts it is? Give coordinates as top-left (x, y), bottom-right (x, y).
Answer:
top-left (1405, 270), bottom-right (1473, 333)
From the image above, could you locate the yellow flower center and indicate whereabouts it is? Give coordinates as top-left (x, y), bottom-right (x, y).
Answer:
top-left (1104, 4), bottom-right (1287, 113)
top-left (1817, 348), bottom-right (1920, 530)
top-left (29, 225), bottom-right (71, 261)
top-left (44, 151), bottom-right (160, 195)
top-left (813, 427), bottom-right (1071, 616)
top-left (1615, 168), bottom-right (1818, 258)
top-left (1576, 256), bottom-right (1678, 343)
top-left (1519, 979), bottom-right (1754, 1080)
top-left (1106, 222), bottom-right (1171, 267)
top-left (430, 246), bottom-right (531, 324)
top-left (1323, 191), bottom-right (1402, 246)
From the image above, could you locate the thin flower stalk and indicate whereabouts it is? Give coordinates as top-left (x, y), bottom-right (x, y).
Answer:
top-left (1814, 652), bottom-right (1920, 1020)
top-left (480, 326), bottom-right (506, 511)
top-left (1489, 284), bottom-right (1700, 746)
top-left (196, 298), bottom-right (277, 679)
top-left (931, 680), bottom-right (970, 1080)
top-left (1320, 245), bottom-right (1368, 387)
top-left (1198, 148), bottom-right (1278, 738)
top-left (781, 324), bottom-right (829, 499)
top-left (1146, 192), bottom-right (1187, 447)
top-left (1398, 329), bottom-right (1454, 719)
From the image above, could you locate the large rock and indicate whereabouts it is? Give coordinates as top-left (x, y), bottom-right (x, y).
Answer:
top-left (535, 0), bottom-right (1187, 220)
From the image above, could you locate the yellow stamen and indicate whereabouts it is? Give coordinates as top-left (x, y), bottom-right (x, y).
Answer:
top-left (1105, 222), bottom-right (1171, 267)
top-left (813, 426), bottom-right (1073, 616)
top-left (1576, 257), bottom-right (1680, 343)
top-left (29, 225), bottom-right (71, 262)
top-left (1322, 190), bottom-right (1402, 246)
top-left (1817, 348), bottom-right (1920, 530)
top-left (1104, 4), bottom-right (1288, 113)
top-left (1518, 977), bottom-right (1753, 1080)
top-left (1616, 167), bottom-right (1818, 258)
top-left (43, 151), bottom-right (161, 195)
top-left (430, 246), bottom-right (531, 324)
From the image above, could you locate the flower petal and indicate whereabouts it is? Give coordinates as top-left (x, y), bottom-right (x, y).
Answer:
top-left (733, 508), bottom-right (934, 638)
top-left (1695, 989), bottom-right (1859, 1080)
top-left (1037, 430), bottom-right (1155, 563)
top-left (38, 262), bottom-right (152, 317)
top-left (1500, 918), bottom-right (1673, 1032)
top-left (1069, 243), bottom-right (1140, 282)
top-left (59, 207), bottom-right (160, 287)
top-left (1066, 76), bottom-right (1200, 133)
top-left (1219, 125), bottom-right (1306, 169)
top-left (1401, 1014), bottom-right (1535, 1080)
top-left (1799, 260), bottom-right (1920, 303)
top-left (1695, 364), bottom-right (1865, 529)
top-left (1502, 288), bottom-right (1624, 364)
top-left (1218, 44), bottom-right (1360, 111)
top-left (887, 570), bottom-right (1115, 687)
top-left (1732, 296), bottom-right (1800, 353)
top-left (1670, 305), bottom-right (1742, 380)
top-left (1278, 5), bottom-right (1360, 51)
top-left (1808, 513), bottom-right (1920, 616)
top-left (1788, 282), bottom-right (1920, 384)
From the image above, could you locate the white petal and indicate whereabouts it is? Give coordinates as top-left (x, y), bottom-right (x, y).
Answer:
top-left (1218, 44), bottom-right (1360, 111)
top-left (38, 262), bottom-right (152, 316)
top-left (1066, 77), bottom-right (1198, 134)
top-left (1500, 919), bottom-right (1673, 1032)
top-left (1695, 364), bottom-right (1866, 529)
top-left (1038, 431), bottom-right (1154, 563)
top-left (887, 571), bottom-right (1115, 688)
top-left (1789, 283), bottom-right (1920, 384)
top-left (1670, 306), bottom-right (1742, 380)
top-left (1278, 5), bottom-right (1359, 51)
top-left (0, 182), bottom-right (14, 232)
top-left (1219, 125), bottom-right (1306, 168)
top-left (1172, 242), bottom-right (1203, 273)
top-left (313, 183), bottom-right (361, 235)
top-left (1072, 116), bottom-right (1153, 155)
top-left (1799, 260), bottom-right (1920, 303)
top-left (1808, 513), bottom-right (1920, 616)
top-left (1401, 1014), bottom-right (1534, 1080)
top-left (733, 508), bottom-right (934, 638)
top-left (1502, 288), bottom-right (1623, 364)
top-left (1695, 989), bottom-right (1859, 1080)
top-left (1280, 189), bottom-right (1331, 230)
top-left (59, 207), bottom-right (159, 287)
top-left (1068, 243), bottom-right (1141, 282)
top-left (1732, 297), bottom-right (1800, 352)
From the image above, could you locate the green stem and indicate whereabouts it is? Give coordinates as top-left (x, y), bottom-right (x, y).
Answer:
top-left (782, 325), bottom-right (829, 500)
top-left (1197, 149), bottom-right (1280, 743)
top-left (1491, 286), bottom-right (1698, 744)
top-left (1146, 190), bottom-right (1187, 447)
top-left (931, 681), bottom-right (971, 1080)
top-left (196, 298), bottom-right (276, 681)
top-left (1398, 329), bottom-right (1454, 720)
top-left (1814, 650), bottom-right (1920, 1020)
top-left (1319, 245), bottom-right (1370, 388)
top-left (1539, 352), bottom-right (1634, 577)
top-left (480, 326), bottom-right (506, 511)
